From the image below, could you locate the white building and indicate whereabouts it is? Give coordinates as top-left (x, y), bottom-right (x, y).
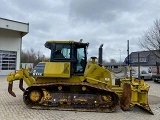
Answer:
top-left (0, 18), bottom-right (29, 75)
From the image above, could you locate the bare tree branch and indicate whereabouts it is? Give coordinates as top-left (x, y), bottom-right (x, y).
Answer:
top-left (140, 19), bottom-right (160, 58)
top-left (21, 48), bottom-right (49, 66)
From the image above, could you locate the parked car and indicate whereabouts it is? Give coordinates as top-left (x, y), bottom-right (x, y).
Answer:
top-left (127, 66), bottom-right (156, 80)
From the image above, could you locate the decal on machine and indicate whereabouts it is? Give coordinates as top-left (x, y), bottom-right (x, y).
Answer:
top-left (32, 72), bottom-right (43, 76)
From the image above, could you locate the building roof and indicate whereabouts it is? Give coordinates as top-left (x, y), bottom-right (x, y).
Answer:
top-left (0, 17), bottom-right (29, 36)
top-left (124, 50), bottom-right (160, 66)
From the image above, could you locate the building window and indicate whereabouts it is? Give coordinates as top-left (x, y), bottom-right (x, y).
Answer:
top-left (140, 57), bottom-right (147, 62)
top-left (0, 50), bottom-right (17, 70)
top-left (132, 58), bottom-right (138, 63)
top-left (132, 57), bottom-right (147, 63)
top-left (114, 66), bottom-right (118, 68)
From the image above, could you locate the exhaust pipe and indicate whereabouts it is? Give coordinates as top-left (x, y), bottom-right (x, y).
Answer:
top-left (98, 44), bottom-right (103, 65)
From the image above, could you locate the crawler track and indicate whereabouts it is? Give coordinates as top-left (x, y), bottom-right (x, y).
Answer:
top-left (23, 82), bottom-right (119, 113)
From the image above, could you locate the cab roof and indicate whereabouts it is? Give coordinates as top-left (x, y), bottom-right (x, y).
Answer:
top-left (45, 40), bottom-right (89, 49)
top-left (45, 40), bottom-right (88, 44)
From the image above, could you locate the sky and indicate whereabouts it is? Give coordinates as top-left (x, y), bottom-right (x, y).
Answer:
top-left (0, 0), bottom-right (160, 62)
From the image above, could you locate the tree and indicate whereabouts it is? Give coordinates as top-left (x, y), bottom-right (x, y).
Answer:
top-left (109, 59), bottom-right (117, 63)
top-left (102, 59), bottom-right (108, 65)
top-left (21, 48), bottom-right (49, 66)
top-left (140, 19), bottom-right (160, 58)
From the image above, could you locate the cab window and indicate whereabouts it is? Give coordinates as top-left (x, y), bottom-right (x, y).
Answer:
top-left (54, 44), bottom-right (71, 59)
top-left (76, 47), bottom-right (85, 72)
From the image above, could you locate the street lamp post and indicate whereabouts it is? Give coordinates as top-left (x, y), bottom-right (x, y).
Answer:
top-left (119, 49), bottom-right (121, 67)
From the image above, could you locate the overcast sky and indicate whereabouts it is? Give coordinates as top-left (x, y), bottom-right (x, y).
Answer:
top-left (0, 0), bottom-right (160, 62)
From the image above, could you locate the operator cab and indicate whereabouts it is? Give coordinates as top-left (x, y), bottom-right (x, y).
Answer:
top-left (45, 40), bottom-right (89, 75)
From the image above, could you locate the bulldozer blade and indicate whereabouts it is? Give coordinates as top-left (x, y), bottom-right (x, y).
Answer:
top-left (19, 79), bottom-right (25, 92)
top-left (120, 83), bottom-right (132, 111)
top-left (137, 104), bottom-right (154, 115)
top-left (8, 82), bottom-right (16, 97)
top-left (120, 83), bottom-right (153, 114)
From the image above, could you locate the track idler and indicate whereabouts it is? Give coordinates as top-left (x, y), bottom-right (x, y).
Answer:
top-left (8, 79), bottom-right (25, 97)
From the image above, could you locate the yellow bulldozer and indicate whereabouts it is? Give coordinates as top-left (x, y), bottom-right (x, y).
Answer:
top-left (7, 40), bottom-right (153, 114)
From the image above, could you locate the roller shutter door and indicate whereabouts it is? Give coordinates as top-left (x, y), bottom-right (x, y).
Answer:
top-left (0, 50), bottom-right (16, 75)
